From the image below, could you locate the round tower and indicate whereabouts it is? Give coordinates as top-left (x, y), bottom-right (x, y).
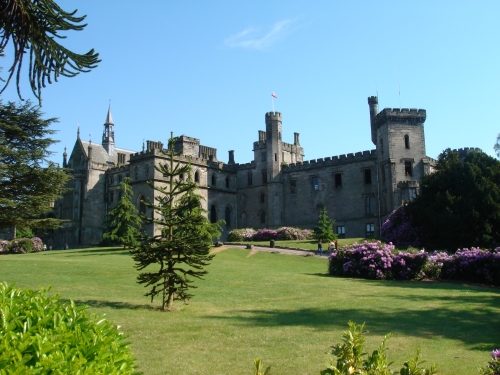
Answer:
top-left (368, 96), bottom-right (378, 145)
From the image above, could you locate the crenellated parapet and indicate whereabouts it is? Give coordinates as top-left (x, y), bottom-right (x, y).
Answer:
top-left (283, 149), bottom-right (376, 172)
top-left (375, 108), bottom-right (426, 128)
top-left (397, 180), bottom-right (420, 189)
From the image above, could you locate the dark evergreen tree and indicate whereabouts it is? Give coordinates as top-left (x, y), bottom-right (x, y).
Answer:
top-left (495, 133), bottom-right (500, 158)
top-left (130, 134), bottom-right (222, 311)
top-left (103, 177), bottom-right (143, 248)
top-left (0, 0), bottom-right (100, 104)
top-left (0, 100), bottom-right (71, 236)
top-left (314, 207), bottom-right (337, 242)
top-left (408, 149), bottom-right (500, 250)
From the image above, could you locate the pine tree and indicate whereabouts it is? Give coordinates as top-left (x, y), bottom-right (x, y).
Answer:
top-left (0, 100), bottom-right (71, 235)
top-left (130, 133), bottom-right (222, 311)
top-left (103, 177), bottom-right (143, 248)
top-left (314, 207), bottom-right (337, 242)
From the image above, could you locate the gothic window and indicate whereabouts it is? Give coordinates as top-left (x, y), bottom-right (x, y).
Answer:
top-left (259, 192), bottom-right (265, 204)
top-left (312, 176), bottom-right (320, 191)
top-left (118, 174), bottom-right (123, 183)
top-left (274, 153), bottom-right (277, 161)
top-left (211, 174), bottom-right (216, 186)
top-left (365, 196), bottom-right (374, 215)
top-left (404, 134), bottom-right (410, 149)
top-left (194, 171), bottom-right (200, 183)
top-left (366, 223), bottom-right (375, 237)
top-left (290, 179), bottom-right (297, 194)
top-left (118, 153), bottom-right (126, 165)
top-left (405, 161), bottom-right (413, 176)
top-left (262, 170), bottom-right (267, 184)
top-left (145, 164), bottom-right (150, 176)
top-left (225, 176), bottom-right (230, 188)
top-left (210, 204), bottom-right (217, 223)
top-left (409, 188), bottom-right (417, 201)
top-left (225, 206), bottom-right (231, 227)
top-left (364, 169), bottom-right (372, 185)
top-left (260, 210), bottom-right (266, 224)
top-left (334, 173), bottom-right (342, 188)
top-left (247, 172), bottom-right (253, 186)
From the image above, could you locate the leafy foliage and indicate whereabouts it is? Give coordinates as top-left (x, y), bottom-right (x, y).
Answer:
top-left (479, 349), bottom-right (500, 375)
top-left (1, 237), bottom-right (43, 254)
top-left (0, 100), bottom-right (71, 233)
top-left (314, 207), bottom-right (337, 242)
top-left (130, 133), bottom-right (222, 311)
top-left (103, 177), bottom-right (143, 248)
top-left (0, 282), bottom-right (136, 374)
top-left (381, 204), bottom-right (423, 247)
top-left (408, 149), bottom-right (500, 251)
top-left (0, 0), bottom-right (100, 104)
top-left (226, 227), bottom-right (313, 242)
top-left (320, 322), bottom-right (437, 375)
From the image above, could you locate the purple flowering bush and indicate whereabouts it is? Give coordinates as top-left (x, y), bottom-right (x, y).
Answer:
top-left (2, 237), bottom-right (45, 254)
top-left (391, 251), bottom-right (429, 280)
top-left (479, 349), bottom-right (500, 375)
top-left (440, 247), bottom-right (500, 285)
top-left (381, 204), bottom-right (423, 247)
top-left (226, 228), bottom-right (257, 242)
top-left (276, 227), bottom-right (312, 240)
top-left (227, 227), bottom-right (313, 242)
top-left (253, 228), bottom-right (278, 241)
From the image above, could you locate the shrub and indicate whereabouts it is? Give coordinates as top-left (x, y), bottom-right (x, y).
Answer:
top-left (0, 240), bottom-right (8, 253)
top-left (3, 237), bottom-right (44, 254)
top-left (479, 349), bottom-right (500, 375)
top-left (381, 204), bottom-right (423, 247)
top-left (0, 282), bottom-right (136, 374)
top-left (253, 228), bottom-right (278, 241)
top-left (392, 251), bottom-right (429, 280)
top-left (276, 227), bottom-right (312, 241)
top-left (227, 228), bottom-right (256, 242)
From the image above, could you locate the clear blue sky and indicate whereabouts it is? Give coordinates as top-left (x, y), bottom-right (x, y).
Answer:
top-left (2, 1), bottom-right (499, 164)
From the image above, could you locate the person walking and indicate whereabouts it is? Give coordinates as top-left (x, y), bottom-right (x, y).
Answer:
top-left (316, 239), bottom-right (323, 256)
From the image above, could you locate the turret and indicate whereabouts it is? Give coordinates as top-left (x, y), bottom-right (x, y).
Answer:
top-left (63, 147), bottom-right (68, 168)
top-left (102, 106), bottom-right (115, 156)
top-left (368, 96), bottom-right (378, 145)
top-left (265, 111), bottom-right (282, 180)
top-left (228, 150), bottom-right (235, 164)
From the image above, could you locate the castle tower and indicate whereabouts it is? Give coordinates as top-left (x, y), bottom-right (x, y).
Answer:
top-left (368, 96), bottom-right (378, 145)
top-left (102, 106), bottom-right (115, 156)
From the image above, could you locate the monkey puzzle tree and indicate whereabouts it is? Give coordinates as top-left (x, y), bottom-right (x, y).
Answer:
top-left (103, 177), bottom-right (143, 248)
top-left (130, 134), bottom-right (222, 311)
top-left (314, 207), bottom-right (337, 242)
top-left (0, 0), bottom-right (100, 104)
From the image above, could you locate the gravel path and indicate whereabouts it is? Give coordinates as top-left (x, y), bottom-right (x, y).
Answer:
top-left (212, 244), bottom-right (330, 258)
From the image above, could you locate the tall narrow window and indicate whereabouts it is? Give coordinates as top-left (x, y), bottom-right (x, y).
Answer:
top-left (260, 192), bottom-right (265, 203)
top-left (194, 171), bottom-right (200, 183)
top-left (405, 161), bottom-right (412, 176)
top-left (404, 134), bottom-right (410, 149)
top-left (211, 174), bottom-right (216, 186)
top-left (262, 170), bottom-right (267, 184)
top-left (337, 225), bottom-right (345, 239)
top-left (210, 205), bottom-right (217, 223)
top-left (312, 177), bottom-right (320, 191)
top-left (364, 169), bottom-right (372, 185)
top-left (366, 223), bottom-right (375, 237)
top-left (247, 172), bottom-right (253, 186)
top-left (290, 180), bottom-right (297, 194)
top-left (225, 176), bottom-right (230, 188)
top-left (365, 196), bottom-right (374, 215)
top-left (380, 138), bottom-right (384, 155)
top-left (261, 152), bottom-right (267, 162)
top-left (225, 206), bottom-right (231, 227)
top-left (138, 195), bottom-right (146, 215)
top-left (275, 153), bottom-right (277, 161)
top-left (260, 211), bottom-right (266, 224)
top-left (334, 173), bottom-right (342, 188)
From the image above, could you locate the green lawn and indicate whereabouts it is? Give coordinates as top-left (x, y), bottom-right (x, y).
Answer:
top-left (2, 247), bottom-right (499, 374)
top-left (226, 237), bottom-right (370, 251)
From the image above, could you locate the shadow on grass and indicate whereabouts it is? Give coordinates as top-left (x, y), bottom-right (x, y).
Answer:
top-left (45, 248), bottom-right (132, 257)
top-left (60, 298), bottom-right (158, 311)
top-left (205, 292), bottom-right (500, 350)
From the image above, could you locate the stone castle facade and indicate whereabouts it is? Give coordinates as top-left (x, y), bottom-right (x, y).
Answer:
top-left (51, 96), bottom-right (440, 248)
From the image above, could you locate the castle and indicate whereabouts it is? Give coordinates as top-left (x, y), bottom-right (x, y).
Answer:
top-left (51, 96), bottom-right (439, 248)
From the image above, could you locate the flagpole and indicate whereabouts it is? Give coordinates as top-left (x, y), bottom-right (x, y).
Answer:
top-left (272, 96), bottom-right (275, 114)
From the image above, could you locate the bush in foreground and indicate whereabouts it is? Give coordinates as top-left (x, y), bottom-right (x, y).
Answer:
top-left (0, 282), bottom-right (136, 374)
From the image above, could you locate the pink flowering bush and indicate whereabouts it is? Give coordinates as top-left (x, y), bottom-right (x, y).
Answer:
top-left (479, 349), bottom-right (500, 375)
top-left (226, 228), bottom-right (257, 242)
top-left (253, 228), bottom-right (278, 241)
top-left (381, 204), bottom-right (424, 247)
top-left (227, 227), bottom-right (313, 242)
top-left (440, 247), bottom-right (500, 285)
top-left (2, 237), bottom-right (45, 254)
top-left (0, 240), bottom-right (8, 253)
top-left (276, 227), bottom-right (313, 240)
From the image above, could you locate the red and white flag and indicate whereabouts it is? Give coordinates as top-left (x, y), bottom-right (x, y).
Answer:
top-left (271, 92), bottom-right (277, 98)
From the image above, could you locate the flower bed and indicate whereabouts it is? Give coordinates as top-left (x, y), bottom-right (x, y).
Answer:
top-left (227, 227), bottom-right (313, 242)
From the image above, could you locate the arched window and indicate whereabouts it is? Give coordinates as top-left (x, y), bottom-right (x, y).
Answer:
top-left (404, 134), bottom-right (410, 149)
top-left (260, 210), bottom-right (266, 224)
top-left (225, 176), bottom-right (229, 188)
top-left (225, 206), bottom-right (231, 227)
top-left (210, 204), bottom-right (217, 223)
top-left (194, 171), bottom-right (200, 183)
top-left (259, 191), bottom-right (265, 203)
top-left (211, 174), bottom-right (216, 186)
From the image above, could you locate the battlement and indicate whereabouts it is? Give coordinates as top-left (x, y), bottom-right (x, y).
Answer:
top-left (375, 107), bottom-right (426, 127)
top-left (452, 147), bottom-right (482, 161)
top-left (283, 149), bottom-right (376, 172)
top-left (265, 111), bottom-right (282, 121)
top-left (397, 180), bottom-right (420, 188)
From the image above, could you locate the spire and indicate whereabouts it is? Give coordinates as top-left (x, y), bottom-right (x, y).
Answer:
top-left (102, 103), bottom-right (115, 155)
top-left (63, 146), bottom-right (68, 168)
top-left (77, 125), bottom-right (80, 139)
top-left (104, 104), bottom-right (114, 125)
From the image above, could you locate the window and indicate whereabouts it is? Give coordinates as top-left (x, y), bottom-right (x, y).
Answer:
top-left (275, 153), bottom-right (277, 161)
top-left (210, 205), bottom-right (217, 223)
top-left (110, 175), bottom-right (114, 185)
top-left (364, 169), bottom-right (372, 184)
top-left (334, 173), bottom-right (342, 188)
top-left (134, 166), bottom-right (139, 180)
top-left (118, 153), bottom-right (126, 165)
top-left (366, 223), bottom-right (375, 237)
top-left (138, 195), bottom-right (146, 215)
top-left (118, 174), bottom-right (123, 183)
top-left (260, 211), bottom-right (266, 224)
top-left (409, 188), bottom-right (417, 201)
top-left (405, 161), bottom-right (412, 176)
top-left (404, 134), bottom-right (410, 149)
top-left (260, 192), bottom-right (265, 204)
top-left (211, 174), bottom-right (216, 186)
top-left (225, 176), bottom-right (230, 188)
top-left (261, 152), bottom-right (267, 162)
top-left (365, 196), bottom-right (374, 215)
top-left (145, 164), bottom-right (150, 176)
top-left (225, 206), bottom-right (231, 227)
top-left (262, 170), bottom-right (267, 184)
top-left (290, 180), bottom-right (297, 194)
top-left (180, 173), bottom-right (184, 181)
top-left (337, 225), bottom-right (345, 239)
top-left (247, 172), bottom-right (253, 186)
top-left (194, 171), bottom-right (200, 183)
top-left (109, 191), bottom-right (114, 203)
top-left (312, 177), bottom-right (320, 191)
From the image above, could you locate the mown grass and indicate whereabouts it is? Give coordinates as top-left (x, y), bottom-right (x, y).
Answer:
top-left (2, 247), bottom-right (499, 374)
top-left (226, 237), bottom-right (369, 251)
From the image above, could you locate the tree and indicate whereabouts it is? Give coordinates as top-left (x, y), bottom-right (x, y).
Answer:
top-left (380, 204), bottom-right (423, 247)
top-left (314, 207), bottom-right (337, 242)
top-left (0, 0), bottom-right (100, 104)
top-left (103, 177), bottom-right (143, 248)
top-left (495, 133), bottom-right (500, 158)
top-left (408, 148), bottom-right (500, 250)
top-left (130, 133), bottom-right (222, 311)
top-left (0, 100), bottom-right (71, 236)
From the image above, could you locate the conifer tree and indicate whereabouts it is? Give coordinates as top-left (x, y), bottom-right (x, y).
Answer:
top-left (103, 177), bottom-right (143, 248)
top-left (130, 133), bottom-right (222, 311)
top-left (314, 207), bottom-right (337, 242)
